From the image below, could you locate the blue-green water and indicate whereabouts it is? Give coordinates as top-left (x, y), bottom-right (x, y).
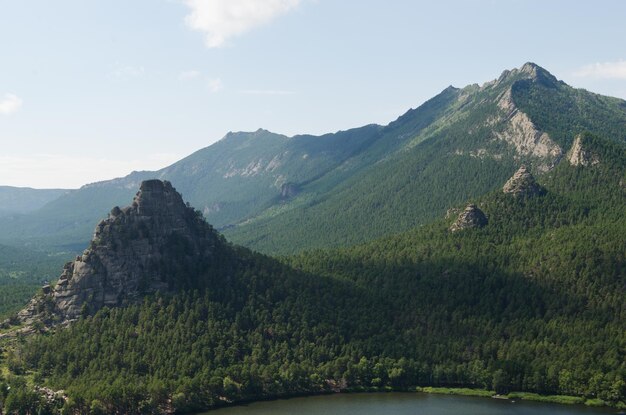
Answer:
top-left (204, 393), bottom-right (620, 414)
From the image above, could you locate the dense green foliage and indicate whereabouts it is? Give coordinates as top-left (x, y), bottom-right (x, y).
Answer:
top-left (0, 244), bottom-right (67, 285)
top-left (11, 254), bottom-right (397, 413)
top-left (0, 244), bottom-right (69, 318)
top-left (1, 135), bottom-right (623, 414)
top-left (0, 285), bottom-right (39, 320)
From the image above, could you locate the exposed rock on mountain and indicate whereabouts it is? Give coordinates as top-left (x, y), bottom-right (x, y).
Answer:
top-left (502, 165), bottom-right (544, 197)
top-left (16, 180), bottom-right (231, 324)
top-left (280, 182), bottom-right (300, 199)
top-left (449, 204), bottom-right (488, 232)
top-left (494, 88), bottom-right (563, 172)
top-left (567, 135), bottom-right (600, 167)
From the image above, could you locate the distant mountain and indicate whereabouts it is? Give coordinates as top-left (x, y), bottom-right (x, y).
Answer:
top-left (0, 126), bottom-right (386, 250)
top-left (0, 186), bottom-right (67, 217)
top-left (1, 63), bottom-right (625, 254)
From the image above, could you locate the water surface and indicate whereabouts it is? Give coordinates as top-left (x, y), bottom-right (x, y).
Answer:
top-left (204, 392), bottom-right (619, 415)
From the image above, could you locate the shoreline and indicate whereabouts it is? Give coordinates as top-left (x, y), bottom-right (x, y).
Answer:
top-left (201, 386), bottom-right (624, 413)
top-left (413, 387), bottom-right (623, 409)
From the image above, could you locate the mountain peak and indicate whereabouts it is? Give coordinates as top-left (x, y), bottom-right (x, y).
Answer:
top-left (491, 62), bottom-right (559, 88)
top-left (15, 180), bottom-right (230, 324)
top-left (132, 179), bottom-right (186, 217)
top-left (519, 61), bottom-right (542, 75)
top-left (502, 165), bottom-right (544, 197)
top-left (449, 203), bottom-right (488, 232)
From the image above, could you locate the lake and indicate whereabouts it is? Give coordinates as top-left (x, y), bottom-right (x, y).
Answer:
top-left (203, 392), bottom-right (620, 415)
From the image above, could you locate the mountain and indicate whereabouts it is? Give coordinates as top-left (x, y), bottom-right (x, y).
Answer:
top-left (3, 180), bottom-right (396, 412)
top-left (15, 180), bottom-right (240, 325)
top-left (224, 63), bottom-right (626, 253)
top-left (0, 126), bottom-right (383, 250)
top-left (2, 134), bottom-right (624, 413)
top-left (2, 63), bottom-right (626, 253)
top-left (5, 63), bottom-right (625, 255)
top-left (0, 186), bottom-right (67, 217)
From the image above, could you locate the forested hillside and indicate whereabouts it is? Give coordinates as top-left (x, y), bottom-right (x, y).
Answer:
top-left (2, 134), bottom-right (623, 414)
top-left (0, 245), bottom-right (68, 319)
top-left (225, 65), bottom-right (626, 254)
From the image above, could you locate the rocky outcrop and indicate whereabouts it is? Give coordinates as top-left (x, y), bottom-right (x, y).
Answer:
top-left (494, 89), bottom-right (562, 171)
top-left (449, 204), bottom-right (488, 232)
top-left (280, 182), bottom-right (300, 199)
top-left (15, 180), bottom-right (229, 324)
top-left (502, 165), bottom-right (543, 197)
top-left (567, 135), bottom-right (600, 167)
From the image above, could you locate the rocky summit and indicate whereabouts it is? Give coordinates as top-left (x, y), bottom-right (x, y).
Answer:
top-left (502, 165), bottom-right (543, 197)
top-left (17, 180), bottom-right (231, 324)
top-left (449, 204), bottom-right (488, 232)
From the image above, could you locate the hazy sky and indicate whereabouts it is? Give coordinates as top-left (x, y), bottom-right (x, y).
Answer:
top-left (1, 0), bottom-right (625, 188)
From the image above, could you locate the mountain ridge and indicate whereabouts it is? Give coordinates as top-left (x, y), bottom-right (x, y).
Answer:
top-left (1, 62), bottom-right (625, 255)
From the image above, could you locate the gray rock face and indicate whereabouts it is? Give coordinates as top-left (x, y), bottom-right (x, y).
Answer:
top-left (19, 180), bottom-right (227, 324)
top-left (502, 165), bottom-right (543, 197)
top-left (567, 135), bottom-right (599, 167)
top-left (449, 204), bottom-right (488, 232)
top-left (280, 182), bottom-right (299, 199)
top-left (495, 89), bottom-right (562, 172)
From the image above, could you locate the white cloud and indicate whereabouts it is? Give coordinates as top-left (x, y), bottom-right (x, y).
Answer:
top-left (240, 89), bottom-right (295, 95)
top-left (183, 0), bottom-right (301, 48)
top-left (573, 60), bottom-right (626, 79)
top-left (179, 69), bottom-right (201, 80)
top-left (0, 153), bottom-right (182, 189)
top-left (207, 77), bottom-right (223, 92)
top-left (0, 93), bottom-right (23, 115)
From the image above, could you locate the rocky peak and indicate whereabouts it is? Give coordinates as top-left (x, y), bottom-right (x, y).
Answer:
top-left (494, 62), bottom-right (558, 87)
top-left (567, 135), bottom-right (600, 167)
top-left (449, 204), bottom-right (488, 232)
top-left (490, 66), bottom-right (563, 172)
top-left (16, 180), bottom-right (229, 325)
top-left (502, 165), bottom-right (543, 197)
top-left (519, 62), bottom-right (546, 79)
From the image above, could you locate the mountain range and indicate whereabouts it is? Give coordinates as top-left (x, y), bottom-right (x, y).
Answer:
top-left (2, 63), bottom-right (625, 256)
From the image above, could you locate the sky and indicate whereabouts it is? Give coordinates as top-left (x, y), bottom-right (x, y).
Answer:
top-left (1, 0), bottom-right (625, 189)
